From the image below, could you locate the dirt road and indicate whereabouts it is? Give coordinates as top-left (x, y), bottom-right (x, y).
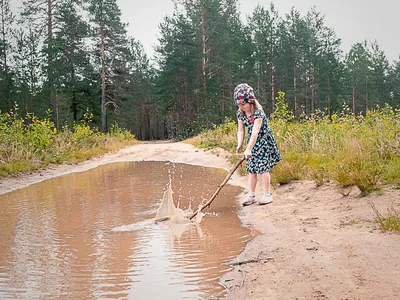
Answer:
top-left (1, 142), bottom-right (399, 299)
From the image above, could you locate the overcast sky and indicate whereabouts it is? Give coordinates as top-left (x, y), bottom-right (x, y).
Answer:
top-left (118, 0), bottom-right (400, 62)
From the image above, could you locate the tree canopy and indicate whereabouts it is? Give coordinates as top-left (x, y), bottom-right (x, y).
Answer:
top-left (1, 0), bottom-right (399, 139)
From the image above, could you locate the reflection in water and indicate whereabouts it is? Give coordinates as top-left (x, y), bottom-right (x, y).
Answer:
top-left (0, 162), bottom-right (250, 299)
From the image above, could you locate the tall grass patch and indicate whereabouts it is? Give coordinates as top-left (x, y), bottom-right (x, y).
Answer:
top-left (272, 104), bottom-right (399, 192)
top-left (187, 97), bottom-right (399, 192)
top-left (190, 117), bottom-right (237, 152)
top-left (369, 200), bottom-right (400, 232)
top-left (0, 107), bottom-right (139, 177)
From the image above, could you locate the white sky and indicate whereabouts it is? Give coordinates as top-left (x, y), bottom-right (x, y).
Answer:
top-left (118, 0), bottom-right (400, 62)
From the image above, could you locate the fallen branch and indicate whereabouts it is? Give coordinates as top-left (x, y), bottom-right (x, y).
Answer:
top-left (228, 257), bottom-right (273, 266)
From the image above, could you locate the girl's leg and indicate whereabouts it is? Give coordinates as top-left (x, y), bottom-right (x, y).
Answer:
top-left (248, 173), bottom-right (258, 194)
top-left (243, 173), bottom-right (258, 206)
top-left (259, 171), bottom-right (273, 205)
top-left (261, 171), bottom-right (271, 194)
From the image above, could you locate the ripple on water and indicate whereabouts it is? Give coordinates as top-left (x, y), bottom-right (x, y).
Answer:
top-left (0, 161), bottom-right (250, 300)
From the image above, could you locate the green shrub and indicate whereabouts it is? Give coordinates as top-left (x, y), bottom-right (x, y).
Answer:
top-left (0, 106), bottom-right (139, 178)
top-left (187, 93), bottom-right (399, 192)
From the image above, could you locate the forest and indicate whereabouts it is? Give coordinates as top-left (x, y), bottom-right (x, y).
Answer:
top-left (0, 0), bottom-right (399, 140)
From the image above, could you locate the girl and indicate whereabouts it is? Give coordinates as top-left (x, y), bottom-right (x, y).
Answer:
top-left (234, 83), bottom-right (282, 206)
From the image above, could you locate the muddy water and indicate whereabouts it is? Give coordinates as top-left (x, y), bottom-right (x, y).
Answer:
top-left (0, 162), bottom-right (251, 299)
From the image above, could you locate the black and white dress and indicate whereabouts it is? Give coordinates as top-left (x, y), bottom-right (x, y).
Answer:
top-left (237, 109), bottom-right (282, 174)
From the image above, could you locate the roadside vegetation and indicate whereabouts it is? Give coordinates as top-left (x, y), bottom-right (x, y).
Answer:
top-left (188, 92), bottom-right (400, 231)
top-left (0, 105), bottom-right (139, 178)
top-left (188, 92), bottom-right (400, 194)
top-left (369, 200), bottom-right (400, 232)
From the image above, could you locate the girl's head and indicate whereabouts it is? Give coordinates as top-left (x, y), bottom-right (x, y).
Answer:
top-left (234, 83), bottom-right (263, 114)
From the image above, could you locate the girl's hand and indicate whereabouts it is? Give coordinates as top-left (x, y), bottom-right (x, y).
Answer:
top-left (244, 149), bottom-right (252, 159)
top-left (236, 145), bottom-right (242, 154)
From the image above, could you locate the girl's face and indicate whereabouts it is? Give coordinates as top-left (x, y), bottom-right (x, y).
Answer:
top-left (238, 102), bottom-right (251, 112)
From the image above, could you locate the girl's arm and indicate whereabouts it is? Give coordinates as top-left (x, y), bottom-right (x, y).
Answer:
top-left (244, 118), bottom-right (262, 157)
top-left (236, 120), bottom-right (245, 153)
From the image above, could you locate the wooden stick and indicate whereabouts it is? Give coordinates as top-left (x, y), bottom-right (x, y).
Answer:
top-left (154, 216), bottom-right (170, 224)
top-left (189, 156), bottom-right (245, 220)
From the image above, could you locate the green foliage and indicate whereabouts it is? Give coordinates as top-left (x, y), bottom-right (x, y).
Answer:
top-left (188, 104), bottom-right (400, 192)
top-left (369, 201), bottom-right (400, 232)
top-left (190, 117), bottom-right (238, 152)
top-left (0, 161), bottom-right (38, 177)
top-left (0, 105), bottom-right (56, 161)
top-left (274, 104), bottom-right (399, 193)
top-left (0, 108), bottom-right (138, 178)
top-left (270, 159), bottom-right (302, 185)
top-left (72, 111), bottom-right (98, 145)
top-left (272, 91), bottom-right (294, 121)
top-left (108, 123), bottom-right (136, 140)
top-left (25, 111), bottom-right (56, 152)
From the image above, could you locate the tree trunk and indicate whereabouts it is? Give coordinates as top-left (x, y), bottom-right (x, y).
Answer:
top-left (311, 66), bottom-right (315, 113)
top-left (293, 67), bottom-right (297, 116)
top-left (257, 61), bottom-right (260, 100)
top-left (101, 31), bottom-right (106, 132)
top-left (327, 78), bottom-right (331, 116)
top-left (145, 106), bottom-right (150, 140)
top-left (352, 87), bottom-right (356, 114)
top-left (201, 6), bottom-right (207, 102)
top-left (271, 63), bottom-right (275, 114)
top-left (29, 40), bottom-right (35, 111)
top-left (182, 66), bottom-right (188, 116)
top-left (47, 0), bottom-right (55, 109)
top-left (1, 3), bottom-right (9, 110)
top-left (71, 67), bottom-right (77, 121)
top-left (55, 91), bottom-right (60, 130)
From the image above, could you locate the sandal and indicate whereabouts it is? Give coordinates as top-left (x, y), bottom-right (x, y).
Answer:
top-left (243, 196), bottom-right (256, 206)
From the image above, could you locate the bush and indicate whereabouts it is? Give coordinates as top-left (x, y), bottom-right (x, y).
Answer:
top-left (0, 106), bottom-right (139, 177)
top-left (187, 94), bottom-right (400, 192)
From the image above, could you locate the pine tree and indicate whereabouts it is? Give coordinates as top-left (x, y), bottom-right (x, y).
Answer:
top-left (88, 0), bottom-right (129, 132)
top-left (204, 0), bottom-right (248, 120)
top-left (157, 0), bottom-right (247, 135)
top-left (0, 0), bottom-right (14, 111)
top-left (346, 41), bottom-right (372, 114)
top-left (155, 10), bottom-right (200, 138)
top-left (54, 0), bottom-right (92, 125)
top-left (388, 58), bottom-right (400, 108)
top-left (13, 28), bottom-right (42, 114)
top-left (21, 0), bottom-right (63, 115)
top-left (305, 7), bottom-right (343, 115)
top-left (248, 3), bottom-right (280, 115)
top-left (369, 40), bottom-right (390, 107)
top-left (279, 8), bottom-right (310, 116)
top-left (121, 38), bottom-right (155, 139)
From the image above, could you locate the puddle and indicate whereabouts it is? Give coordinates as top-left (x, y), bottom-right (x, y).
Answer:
top-left (0, 162), bottom-right (251, 299)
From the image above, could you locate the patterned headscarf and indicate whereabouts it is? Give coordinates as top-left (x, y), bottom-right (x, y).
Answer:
top-left (233, 83), bottom-right (256, 105)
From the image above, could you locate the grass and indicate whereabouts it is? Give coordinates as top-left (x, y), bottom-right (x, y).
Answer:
top-left (0, 160), bottom-right (39, 177)
top-left (186, 102), bottom-right (400, 194)
top-left (0, 108), bottom-right (140, 178)
top-left (369, 200), bottom-right (400, 232)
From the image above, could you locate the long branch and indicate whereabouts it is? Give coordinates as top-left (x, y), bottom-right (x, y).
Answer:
top-left (189, 157), bottom-right (245, 220)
